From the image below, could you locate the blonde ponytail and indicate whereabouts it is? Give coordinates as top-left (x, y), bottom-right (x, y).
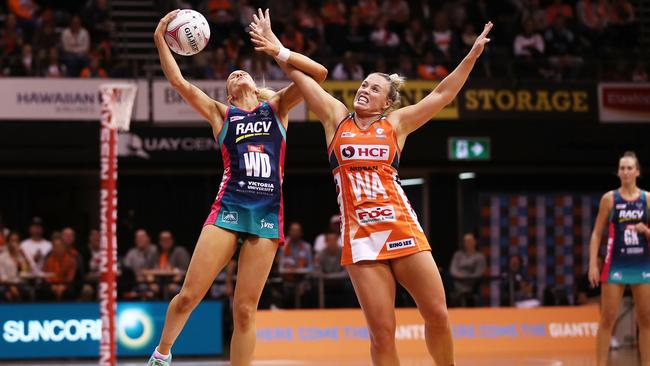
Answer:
top-left (256, 87), bottom-right (275, 102)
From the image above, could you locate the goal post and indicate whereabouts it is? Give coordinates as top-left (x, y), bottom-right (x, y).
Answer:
top-left (98, 83), bottom-right (137, 366)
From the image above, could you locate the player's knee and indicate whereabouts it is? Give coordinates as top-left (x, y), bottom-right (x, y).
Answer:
top-left (233, 299), bottom-right (257, 329)
top-left (637, 309), bottom-right (650, 329)
top-left (369, 323), bottom-right (396, 350)
top-left (422, 303), bottom-right (450, 328)
top-left (599, 310), bottom-right (618, 330)
top-left (175, 290), bottom-right (201, 313)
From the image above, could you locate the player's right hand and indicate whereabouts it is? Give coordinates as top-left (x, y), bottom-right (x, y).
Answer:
top-left (467, 21), bottom-right (493, 60)
top-left (588, 265), bottom-right (600, 288)
top-left (154, 9), bottom-right (180, 40)
top-left (250, 29), bottom-right (280, 57)
top-left (250, 9), bottom-right (273, 39)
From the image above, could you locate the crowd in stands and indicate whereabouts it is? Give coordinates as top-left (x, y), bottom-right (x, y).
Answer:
top-left (0, 213), bottom-right (356, 308)
top-left (0, 211), bottom-right (603, 309)
top-left (0, 0), bottom-right (645, 81)
top-left (178, 0), bottom-right (645, 82)
top-left (0, 0), bottom-right (114, 78)
top-left (0, 215), bottom-right (194, 302)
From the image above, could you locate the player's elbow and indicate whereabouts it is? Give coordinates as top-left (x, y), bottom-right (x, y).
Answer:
top-left (169, 77), bottom-right (188, 91)
top-left (435, 90), bottom-right (456, 107)
top-left (315, 66), bottom-right (328, 83)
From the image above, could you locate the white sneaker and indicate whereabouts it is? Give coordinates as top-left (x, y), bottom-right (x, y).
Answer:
top-left (147, 351), bottom-right (172, 365)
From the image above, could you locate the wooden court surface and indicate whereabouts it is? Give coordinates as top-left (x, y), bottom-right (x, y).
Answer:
top-left (6, 348), bottom-right (640, 366)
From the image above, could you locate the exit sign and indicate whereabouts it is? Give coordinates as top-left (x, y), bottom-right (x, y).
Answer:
top-left (448, 137), bottom-right (491, 161)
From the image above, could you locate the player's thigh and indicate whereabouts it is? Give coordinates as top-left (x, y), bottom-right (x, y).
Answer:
top-left (631, 284), bottom-right (650, 327)
top-left (233, 236), bottom-right (279, 304)
top-left (347, 261), bottom-right (397, 338)
top-left (600, 283), bottom-right (626, 327)
top-left (392, 252), bottom-right (448, 323)
top-left (181, 225), bottom-right (238, 297)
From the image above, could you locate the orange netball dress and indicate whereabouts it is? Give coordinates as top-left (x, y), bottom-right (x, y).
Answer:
top-left (328, 114), bottom-right (431, 265)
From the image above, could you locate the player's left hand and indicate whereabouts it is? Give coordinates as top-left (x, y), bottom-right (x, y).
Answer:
top-left (468, 21), bottom-right (493, 60)
top-left (635, 222), bottom-right (649, 236)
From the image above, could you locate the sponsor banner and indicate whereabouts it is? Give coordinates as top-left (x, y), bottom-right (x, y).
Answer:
top-left (0, 78), bottom-right (148, 121)
top-left (117, 126), bottom-right (220, 162)
top-left (312, 81), bottom-right (459, 121)
top-left (152, 80), bottom-right (306, 123)
top-left (458, 81), bottom-right (597, 121)
top-left (255, 306), bottom-right (598, 359)
top-left (599, 83), bottom-right (650, 122)
top-left (0, 301), bottom-right (222, 359)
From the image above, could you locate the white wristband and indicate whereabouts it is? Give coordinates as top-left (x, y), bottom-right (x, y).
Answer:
top-left (277, 46), bottom-right (290, 62)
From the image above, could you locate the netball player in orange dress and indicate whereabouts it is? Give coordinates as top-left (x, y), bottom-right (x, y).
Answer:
top-left (251, 12), bottom-right (492, 365)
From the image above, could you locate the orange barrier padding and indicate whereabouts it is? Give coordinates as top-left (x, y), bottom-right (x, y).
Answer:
top-left (254, 306), bottom-right (599, 359)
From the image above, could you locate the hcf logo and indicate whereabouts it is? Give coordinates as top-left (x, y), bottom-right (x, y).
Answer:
top-left (341, 144), bottom-right (389, 161)
top-left (117, 308), bottom-right (154, 350)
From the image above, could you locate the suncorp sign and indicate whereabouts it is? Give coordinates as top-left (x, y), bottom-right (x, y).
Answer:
top-left (0, 302), bottom-right (222, 359)
top-left (3, 318), bottom-right (101, 343)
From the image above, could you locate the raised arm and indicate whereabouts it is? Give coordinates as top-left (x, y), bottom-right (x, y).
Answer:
top-left (250, 9), bottom-right (327, 83)
top-left (286, 66), bottom-right (349, 144)
top-left (588, 192), bottom-right (613, 288)
top-left (389, 22), bottom-right (493, 139)
top-left (154, 10), bottom-right (227, 129)
top-left (249, 9), bottom-right (328, 117)
top-left (248, 12), bottom-right (347, 143)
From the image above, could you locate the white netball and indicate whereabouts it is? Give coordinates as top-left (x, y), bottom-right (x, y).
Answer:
top-left (164, 9), bottom-right (210, 56)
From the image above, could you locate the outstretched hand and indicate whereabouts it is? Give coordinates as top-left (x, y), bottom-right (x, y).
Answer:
top-left (250, 9), bottom-right (272, 37)
top-left (250, 29), bottom-right (280, 57)
top-left (154, 9), bottom-right (180, 40)
top-left (249, 8), bottom-right (282, 47)
top-left (468, 21), bottom-right (493, 60)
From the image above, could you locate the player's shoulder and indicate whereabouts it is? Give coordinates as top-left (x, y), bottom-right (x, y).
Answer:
top-left (215, 100), bottom-right (229, 118)
top-left (600, 190), bottom-right (615, 208)
top-left (264, 93), bottom-right (281, 112)
top-left (641, 188), bottom-right (650, 201)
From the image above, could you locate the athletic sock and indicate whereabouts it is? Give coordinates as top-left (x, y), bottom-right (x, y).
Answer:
top-left (153, 347), bottom-right (170, 360)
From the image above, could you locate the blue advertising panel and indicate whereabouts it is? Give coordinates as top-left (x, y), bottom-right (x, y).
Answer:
top-left (0, 301), bottom-right (223, 359)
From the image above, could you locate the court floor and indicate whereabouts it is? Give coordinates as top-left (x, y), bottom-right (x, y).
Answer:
top-left (5, 348), bottom-right (640, 366)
